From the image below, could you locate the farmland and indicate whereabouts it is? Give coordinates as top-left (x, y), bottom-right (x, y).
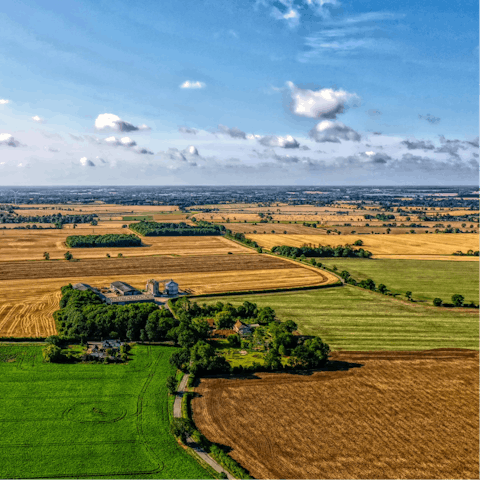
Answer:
top-left (0, 255), bottom-right (337, 337)
top-left (0, 231), bottom-right (254, 261)
top-left (193, 349), bottom-right (479, 479)
top-left (197, 287), bottom-right (479, 351)
top-left (314, 258), bottom-right (479, 304)
top-left (247, 233), bottom-right (479, 257)
top-left (0, 344), bottom-right (212, 479)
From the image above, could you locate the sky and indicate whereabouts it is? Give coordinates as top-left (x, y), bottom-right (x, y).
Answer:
top-left (0, 0), bottom-right (478, 186)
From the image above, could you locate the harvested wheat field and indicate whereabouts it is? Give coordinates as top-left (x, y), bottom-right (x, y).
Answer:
top-left (247, 233), bottom-right (479, 256)
top-left (0, 231), bottom-right (253, 261)
top-left (193, 349), bottom-right (479, 479)
top-left (0, 255), bottom-right (337, 336)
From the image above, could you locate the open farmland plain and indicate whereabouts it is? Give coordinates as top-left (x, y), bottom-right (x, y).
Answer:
top-left (193, 349), bottom-right (479, 479)
top-left (0, 255), bottom-right (337, 337)
top-left (197, 287), bottom-right (479, 350)
top-left (316, 258), bottom-right (479, 304)
top-left (0, 231), bottom-right (254, 261)
top-left (247, 233), bottom-right (479, 258)
top-left (0, 344), bottom-right (212, 479)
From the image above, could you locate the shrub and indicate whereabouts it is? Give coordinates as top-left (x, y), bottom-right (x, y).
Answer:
top-left (433, 298), bottom-right (443, 307)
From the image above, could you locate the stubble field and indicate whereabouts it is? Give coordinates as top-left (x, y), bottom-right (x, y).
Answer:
top-left (193, 349), bottom-right (479, 479)
top-left (0, 254), bottom-right (337, 337)
top-left (247, 233), bottom-right (479, 257)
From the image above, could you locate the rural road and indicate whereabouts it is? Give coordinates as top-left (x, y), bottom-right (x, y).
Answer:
top-left (173, 374), bottom-right (236, 480)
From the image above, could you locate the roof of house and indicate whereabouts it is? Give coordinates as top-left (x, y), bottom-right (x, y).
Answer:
top-left (72, 283), bottom-right (94, 291)
top-left (165, 280), bottom-right (178, 287)
top-left (110, 281), bottom-right (137, 293)
top-left (234, 320), bottom-right (245, 329)
top-left (105, 293), bottom-right (155, 303)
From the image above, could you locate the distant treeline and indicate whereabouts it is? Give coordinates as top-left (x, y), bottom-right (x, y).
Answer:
top-left (271, 244), bottom-right (373, 258)
top-left (0, 213), bottom-right (97, 224)
top-left (224, 230), bottom-right (259, 248)
top-left (65, 234), bottom-right (142, 248)
top-left (130, 221), bottom-right (225, 236)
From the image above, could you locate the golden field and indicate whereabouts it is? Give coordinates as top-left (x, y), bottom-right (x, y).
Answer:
top-left (0, 254), bottom-right (337, 337)
top-left (246, 233), bottom-right (480, 256)
top-left (0, 231), bottom-right (254, 261)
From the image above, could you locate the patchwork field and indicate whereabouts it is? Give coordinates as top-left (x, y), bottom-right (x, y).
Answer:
top-left (0, 344), bottom-right (212, 479)
top-left (247, 233), bottom-right (479, 257)
top-left (197, 287), bottom-right (479, 350)
top-left (0, 231), bottom-right (253, 261)
top-left (193, 349), bottom-right (479, 479)
top-left (316, 258), bottom-right (479, 304)
top-left (0, 255), bottom-right (337, 337)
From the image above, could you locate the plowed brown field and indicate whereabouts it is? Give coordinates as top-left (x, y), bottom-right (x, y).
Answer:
top-left (0, 255), bottom-right (337, 337)
top-left (193, 349), bottom-right (479, 479)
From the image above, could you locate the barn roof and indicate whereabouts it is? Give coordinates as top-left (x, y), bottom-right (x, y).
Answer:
top-left (110, 281), bottom-right (137, 293)
top-left (72, 283), bottom-right (94, 291)
top-left (165, 280), bottom-right (178, 287)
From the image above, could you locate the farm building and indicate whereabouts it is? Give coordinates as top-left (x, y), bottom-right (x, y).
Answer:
top-left (146, 279), bottom-right (160, 296)
top-left (233, 320), bottom-right (252, 336)
top-left (110, 281), bottom-right (139, 296)
top-left (104, 293), bottom-right (155, 305)
top-left (164, 280), bottom-right (179, 296)
top-left (72, 282), bottom-right (94, 292)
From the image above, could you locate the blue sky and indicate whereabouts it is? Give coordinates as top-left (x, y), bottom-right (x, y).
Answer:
top-left (0, 0), bottom-right (478, 185)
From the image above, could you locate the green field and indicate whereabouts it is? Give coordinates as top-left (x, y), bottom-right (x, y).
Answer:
top-left (123, 215), bottom-right (154, 221)
top-left (197, 287), bottom-right (479, 351)
top-left (316, 258), bottom-right (479, 304)
top-left (0, 344), bottom-right (212, 479)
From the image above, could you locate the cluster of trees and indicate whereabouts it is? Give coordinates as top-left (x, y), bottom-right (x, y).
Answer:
top-left (130, 221), bottom-right (225, 236)
top-left (453, 250), bottom-right (479, 256)
top-left (65, 234), bottom-right (142, 248)
top-left (224, 230), bottom-right (259, 248)
top-left (364, 213), bottom-right (395, 221)
top-left (54, 284), bottom-right (175, 341)
top-left (271, 244), bottom-right (372, 259)
top-left (433, 294), bottom-right (477, 308)
top-left (0, 212), bottom-right (97, 224)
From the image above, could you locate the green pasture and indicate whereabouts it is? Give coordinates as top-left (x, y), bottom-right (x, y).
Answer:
top-left (316, 258), bottom-right (478, 304)
top-left (197, 286), bottom-right (479, 351)
top-left (122, 215), bottom-right (153, 221)
top-left (0, 344), bottom-right (212, 479)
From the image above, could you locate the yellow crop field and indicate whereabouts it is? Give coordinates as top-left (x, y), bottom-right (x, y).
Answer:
top-left (0, 231), bottom-right (254, 262)
top-left (246, 233), bottom-right (480, 256)
top-left (0, 255), bottom-right (337, 337)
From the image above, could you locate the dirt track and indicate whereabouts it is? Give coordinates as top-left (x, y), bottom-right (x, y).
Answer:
top-left (193, 349), bottom-right (479, 479)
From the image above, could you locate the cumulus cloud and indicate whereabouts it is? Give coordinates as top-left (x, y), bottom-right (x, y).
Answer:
top-left (465, 137), bottom-right (479, 148)
top-left (218, 124), bottom-right (247, 139)
top-left (135, 147), bottom-right (154, 155)
top-left (105, 136), bottom-right (137, 147)
top-left (95, 113), bottom-right (149, 132)
top-left (158, 145), bottom-right (200, 165)
top-left (309, 120), bottom-right (361, 143)
top-left (0, 99), bottom-right (10, 105)
top-left (185, 145), bottom-right (199, 155)
top-left (179, 126), bottom-right (198, 135)
top-left (372, 131), bottom-right (382, 135)
top-left (80, 157), bottom-right (95, 167)
top-left (401, 139), bottom-right (435, 150)
top-left (180, 80), bottom-right (206, 89)
top-left (435, 136), bottom-right (468, 160)
top-left (258, 135), bottom-right (300, 149)
top-left (0, 133), bottom-right (20, 147)
top-left (418, 114), bottom-right (440, 124)
top-left (32, 115), bottom-right (45, 123)
top-left (287, 81), bottom-right (359, 119)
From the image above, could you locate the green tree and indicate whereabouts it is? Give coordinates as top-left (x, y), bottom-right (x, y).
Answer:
top-left (340, 270), bottom-right (351, 281)
top-left (377, 284), bottom-right (388, 294)
top-left (451, 294), bottom-right (464, 307)
top-left (227, 334), bottom-right (241, 348)
top-left (433, 298), bottom-right (443, 307)
top-left (42, 344), bottom-right (63, 363)
top-left (215, 310), bottom-right (234, 329)
top-left (170, 418), bottom-right (193, 443)
top-left (353, 239), bottom-right (363, 246)
top-left (264, 348), bottom-right (282, 370)
top-left (43, 251), bottom-right (50, 260)
top-left (64, 251), bottom-right (73, 261)
top-left (166, 375), bottom-right (177, 395)
top-left (405, 291), bottom-right (412, 301)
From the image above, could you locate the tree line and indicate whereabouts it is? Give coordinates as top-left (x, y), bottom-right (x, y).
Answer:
top-left (129, 221), bottom-right (225, 236)
top-left (0, 212), bottom-right (97, 224)
top-left (65, 233), bottom-right (142, 248)
top-left (271, 244), bottom-right (373, 259)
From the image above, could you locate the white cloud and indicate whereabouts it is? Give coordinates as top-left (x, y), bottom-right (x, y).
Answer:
top-left (309, 120), bottom-right (361, 143)
top-left (287, 81), bottom-right (360, 119)
top-left (218, 124), bottom-right (247, 139)
top-left (365, 151), bottom-right (375, 156)
top-left (138, 124), bottom-right (151, 131)
top-left (0, 99), bottom-right (10, 105)
top-left (103, 135), bottom-right (154, 154)
top-left (80, 157), bottom-right (95, 167)
top-left (0, 133), bottom-right (20, 147)
top-left (185, 145), bottom-right (199, 155)
top-left (32, 115), bottom-right (45, 123)
top-left (179, 126), bottom-right (198, 135)
top-left (272, 7), bottom-right (300, 28)
top-left (180, 81), bottom-right (206, 89)
top-left (258, 135), bottom-right (300, 149)
top-left (94, 113), bottom-right (148, 132)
